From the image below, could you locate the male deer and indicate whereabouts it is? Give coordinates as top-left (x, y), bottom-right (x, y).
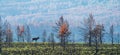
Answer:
top-left (32, 37), bottom-right (39, 42)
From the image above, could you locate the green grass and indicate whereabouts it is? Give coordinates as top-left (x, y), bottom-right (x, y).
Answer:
top-left (1, 42), bottom-right (120, 55)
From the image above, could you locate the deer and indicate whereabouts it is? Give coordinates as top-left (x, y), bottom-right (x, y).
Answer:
top-left (32, 37), bottom-right (39, 42)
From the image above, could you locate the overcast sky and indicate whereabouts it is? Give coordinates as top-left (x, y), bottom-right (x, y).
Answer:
top-left (0, 0), bottom-right (120, 26)
top-left (0, 0), bottom-right (120, 42)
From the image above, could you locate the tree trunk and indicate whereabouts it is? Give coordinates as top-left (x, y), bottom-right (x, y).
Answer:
top-left (63, 37), bottom-right (65, 50)
top-left (94, 36), bottom-right (98, 55)
top-left (89, 35), bottom-right (91, 46)
top-left (0, 34), bottom-right (2, 53)
top-left (18, 36), bottom-right (19, 42)
top-left (100, 33), bottom-right (102, 44)
top-left (52, 42), bottom-right (54, 50)
top-left (112, 36), bottom-right (113, 45)
top-left (89, 30), bottom-right (92, 46)
top-left (60, 37), bottom-right (63, 46)
top-left (0, 43), bottom-right (1, 53)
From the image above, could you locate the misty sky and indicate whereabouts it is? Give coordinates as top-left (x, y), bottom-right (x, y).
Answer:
top-left (0, 0), bottom-right (120, 42)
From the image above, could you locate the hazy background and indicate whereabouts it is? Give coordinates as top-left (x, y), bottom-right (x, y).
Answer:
top-left (0, 0), bottom-right (120, 43)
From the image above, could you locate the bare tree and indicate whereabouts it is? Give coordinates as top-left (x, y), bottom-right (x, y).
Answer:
top-left (93, 24), bottom-right (105, 44)
top-left (16, 25), bottom-right (30, 42)
top-left (5, 23), bottom-right (13, 43)
top-left (0, 16), bottom-right (3, 53)
top-left (16, 25), bottom-right (20, 42)
top-left (48, 34), bottom-right (51, 43)
top-left (51, 33), bottom-right (55, 50)
top-left (0, 27), bottom-right (2, 53)
top-left (3, 20), bottom-right (13, 43)
top-left (6, 25), bottom-right (13, 47)
top-left (16, 25), bottom-right (25, 42)
top-left (49, 33), bottom-right (55, 50)
top-left (21, 26), bottom-right (25, 42)
top-left (42, 30), bottom-right (47, 43)
top-left (92, 25), bottom-right (99, 55)
top-left (91, 24), bottom-right (103, 55)
top-left (6, 29), bottom-right (13, 42)
top-left (117, 32), bottom-right (119, 44)
top-left (0, 17), bottom-right (7, 53)
top-left (110, 24), bottom-right (114, 45)
top-left (25, 25), bottom-right (31, 42)
top-left (79, 14), bottom-right (95, 46)
top-left (99, 24), bottom-right (105, 44)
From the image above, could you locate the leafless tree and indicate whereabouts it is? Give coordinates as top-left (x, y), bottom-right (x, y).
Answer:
top-left (79, 14), bottom-right (95, 46)
top-left (49, 33), bottom-right (55, 50)
top-left (99, 24), bottom-right (105, 44)
top-left (16, 25), bottom-right (31, 42)
top-left (42, 30), bottom-right (47, 43)
top-left (93, 24), bottom-right (104, 44)
top-left (0, 16), bottom-right (3, 53)
top-left (89, 24), bottom-right (104, 55)
top-left (16, 25), bottom-right (20, 42)
top-left (91, 24), bottom-right (102, 55)
top-left (5, 24), bottom-right (13, 43)
top-left (25, 25), bottom-right (31, 42)
top-left (16, 25), bottom-right (25, 42)
top-left (3, 20), bottom-right (13, 43)
top-left (110, 24), bottom-right (114, 45)
top-left (117, 32), bottom-right (119, 44)
top-left (0, 28), bottom-right (2, 53)
top-left (92, 25), bottom-right (99, 55)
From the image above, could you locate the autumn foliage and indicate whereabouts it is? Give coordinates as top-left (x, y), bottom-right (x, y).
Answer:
top-left (17, 25), bottom-right (24, 36)
top-left (54, 16), bottom-right (71, 49)
top-left (59, 23), bottom-right (68, 37)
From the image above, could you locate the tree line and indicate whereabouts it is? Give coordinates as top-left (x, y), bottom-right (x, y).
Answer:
top-left (0, 14), bottom-right (120, 53)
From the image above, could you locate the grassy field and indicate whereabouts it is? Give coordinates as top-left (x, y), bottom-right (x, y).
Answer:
top-left (0, 42), bottom-right (120, 55)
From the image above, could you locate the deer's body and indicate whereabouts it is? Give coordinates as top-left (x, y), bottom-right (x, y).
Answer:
top-left (32, 37), bottom-right (39, 42)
